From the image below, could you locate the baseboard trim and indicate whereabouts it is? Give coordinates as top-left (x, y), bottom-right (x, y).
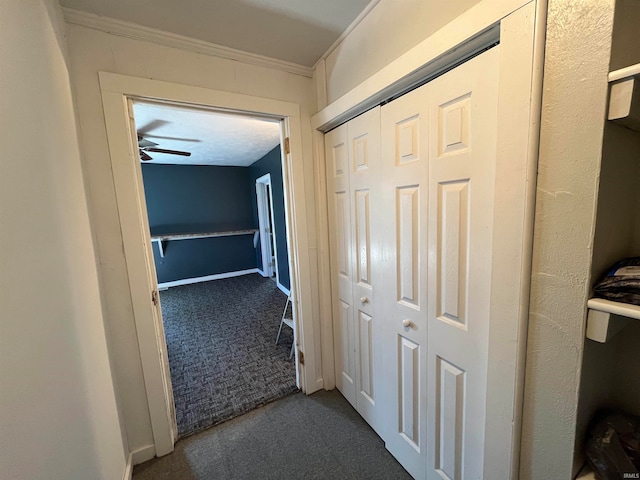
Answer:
top-left (123, 453), bottom-right (134, 480)
top-left (131, 444), bottom-right (156, 465)
top-left (257, 268), bottom-right (266, 277)
top-left (277, 282), bottom-right (290, 296)
top-left (158, 268), bottom-right (259, 289)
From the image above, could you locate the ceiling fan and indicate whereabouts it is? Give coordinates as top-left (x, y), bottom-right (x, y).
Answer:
top-left (138, 135), bottom-right (191, 161)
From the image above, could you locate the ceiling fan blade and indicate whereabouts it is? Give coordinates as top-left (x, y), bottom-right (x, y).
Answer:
top-left (140, 150), bottom-right (153, 161)
top-left (145, 147), bottom-right (191, 157)
top-left (137, 135), bottom-right (159, 148)
top-left (136, 119), bottom-right (170, 134)
top-left (141, 134), bottom-right (201, 143)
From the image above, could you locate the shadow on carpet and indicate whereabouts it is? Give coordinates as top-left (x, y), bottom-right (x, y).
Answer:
top-left (133, 390), bottom-right (411, 480)
top-left (160, 274), bottom-right (297, 437)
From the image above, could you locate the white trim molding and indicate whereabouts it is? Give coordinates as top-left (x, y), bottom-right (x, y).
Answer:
top-left (157, 269), bottom-right (259, 290)
top-left (99, 72), bottom-right (320, 459)
top-left (62, 7), bottom-right (313, 78)
top-left (123, 453), bottom-right (134, 480)
top-left (131, 444), bottom-right (156, 465)
top-left (277, 282), bottom-right (290, 297)
top-left (256, 173), bottom-right (277, 280)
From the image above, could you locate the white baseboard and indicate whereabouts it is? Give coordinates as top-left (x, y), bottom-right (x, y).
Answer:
top-left (131, 444), bottom-right (157, 465)
top-left (158, 268), bottom-right (259, 289)
top-left (277, 282), bottom-right (290, 296)
top-left (123, 453), bottom-right (133, 480)
top-left (257, 268), bottom-right (266, 277)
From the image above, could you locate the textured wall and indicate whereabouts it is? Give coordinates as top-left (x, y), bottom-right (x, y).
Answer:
top-left (574, 0), bottom-right (640, 467)
top-left (0, 1), bottom-right (126, 479)
top-left (519, 0), bottom-right (616, 478)
top-left (249, 146), bottom-right (291, 290)
top-left (142, 164), bottom-right (257, 283)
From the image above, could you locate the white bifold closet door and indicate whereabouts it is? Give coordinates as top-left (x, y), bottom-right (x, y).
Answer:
top-left (327, 45), bottom-right (501, 479)
top-left (380, 47), bottom-right (500, 479)
top-left (325, 107), bottom-right (383, 436)
top-left (425, 47), bottom-right (499, 480)
top-left (379, 83), bottom-right (429, 479)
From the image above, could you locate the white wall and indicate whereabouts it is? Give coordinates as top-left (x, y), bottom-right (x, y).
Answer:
top-left (0, 2), bottom-right (126, 480)
top-left (64, 22), bottom-right (319, 455)
top-left (319, 0), bottom-right (482, 104)
top-left (519, 0), bottom-right (616, 478)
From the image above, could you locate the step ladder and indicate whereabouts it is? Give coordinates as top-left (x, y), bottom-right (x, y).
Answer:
top-left (275, 294), bottom-right (294, 359)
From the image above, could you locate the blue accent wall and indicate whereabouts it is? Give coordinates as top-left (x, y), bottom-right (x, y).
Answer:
top-left (142, 164), bottom-right (257, 283)
top-left (249, 146), bottom-right (291, 290)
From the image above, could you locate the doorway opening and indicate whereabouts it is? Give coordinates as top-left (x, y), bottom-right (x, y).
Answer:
top-left (256, 173), bottom-right (282, 286)
top-left (99, 72), bottom-right (319, 456)
top-left (133, 100), bottom-right (297, 438)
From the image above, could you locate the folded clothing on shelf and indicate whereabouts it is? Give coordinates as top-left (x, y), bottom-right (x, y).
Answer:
top-left (593, 257), bottom-right (640, 306)
top-left (585, 410), bottom-right (640, 478)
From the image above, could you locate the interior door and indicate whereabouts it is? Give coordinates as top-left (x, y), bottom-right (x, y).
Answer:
top-left (380, 85), bottom-right (430, 478)
top-left (347, 107), bottom-right (382, 435)
top-left (325, 123), bottom-right (357, 406)
top-left (425, 47), bottom-right (500, 480)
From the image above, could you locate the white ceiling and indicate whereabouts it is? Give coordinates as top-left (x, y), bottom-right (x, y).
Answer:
top-left (133, 102), bottom-right (282, 167)
top-left (59, 0), bottom-right (372, 67)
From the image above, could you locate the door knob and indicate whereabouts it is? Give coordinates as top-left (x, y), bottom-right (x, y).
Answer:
top-left (402, 319), bottom-right (413, 328)
top-left (360, 296), bottom-right (369, 304)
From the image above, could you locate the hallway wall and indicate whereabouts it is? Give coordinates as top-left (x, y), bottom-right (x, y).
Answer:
top-left (0, 1), bottom-right (126, 479)
top-left (65, 20), bottom-right (318, 456)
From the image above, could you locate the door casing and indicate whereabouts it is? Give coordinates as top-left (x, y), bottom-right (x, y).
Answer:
top-left (99, 73), bottom-right (316, 458)
top-left (256, 173), bottom-right (280, 283)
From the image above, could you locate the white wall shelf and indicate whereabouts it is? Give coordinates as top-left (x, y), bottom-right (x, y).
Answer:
top-left (608, 63), bottom-right (640, 132)
top-left (586, 297), bottom-right (640, 343)
top-left (151, 229), bottom-right (258, 257)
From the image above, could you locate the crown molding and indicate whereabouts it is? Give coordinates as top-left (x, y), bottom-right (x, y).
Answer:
top-left (62, 7), bottom-right (314, 78)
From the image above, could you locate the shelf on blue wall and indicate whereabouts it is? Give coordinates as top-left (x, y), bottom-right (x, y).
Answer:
top-left (151, 229), bottom-right (258, 257)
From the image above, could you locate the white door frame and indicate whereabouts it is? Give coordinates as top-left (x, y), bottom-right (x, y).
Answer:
top-left (99, 72), bottom-right (317, 457)
top-left (256, 173), bottom-right (279, 283)
top-left (311, 0), bottom-right (545, 477)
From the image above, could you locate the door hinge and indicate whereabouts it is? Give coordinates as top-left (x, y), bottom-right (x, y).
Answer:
top-left (284, 137), bottom-right (290, 154)
top-left (298, 349), bottom-right (304, 365)
top-left (152, 289), bottom-right (159, 306)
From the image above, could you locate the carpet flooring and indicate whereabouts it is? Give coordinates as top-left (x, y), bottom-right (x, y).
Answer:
top-left (160, 274), bottom-right (297, 437)
top-left (133, 389), bottom-right (411, 480)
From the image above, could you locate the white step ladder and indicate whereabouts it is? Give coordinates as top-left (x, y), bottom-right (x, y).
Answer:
top-left (275, 294), bottom-right (294, 359)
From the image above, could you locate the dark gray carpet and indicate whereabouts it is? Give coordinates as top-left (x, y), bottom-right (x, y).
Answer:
top-left (133, 389), bottom-right (411, 480)
top-left (160, 274), bottom-right (297, 437)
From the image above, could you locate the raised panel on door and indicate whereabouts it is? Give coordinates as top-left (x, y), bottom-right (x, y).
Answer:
top-left (380, 85), bottom-right (429, 479)
top-left (348, 107), bottom-right (383, 435)
top-left (325, 124), bottom-right (357, 407)
top-left (426, 47), bottom-right (500, 479)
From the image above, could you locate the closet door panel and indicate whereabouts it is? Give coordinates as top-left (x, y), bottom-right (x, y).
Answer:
top-left (348, 107), bottom-right (383, 435)
top-left (426, 47), bottom-right (500, 480)
top-left (380, 86), bottom-right (429, 479)
top-left (325, 125), bottom-right (357, 406)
